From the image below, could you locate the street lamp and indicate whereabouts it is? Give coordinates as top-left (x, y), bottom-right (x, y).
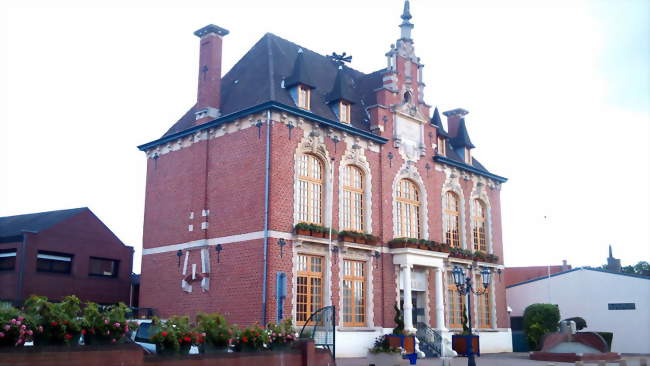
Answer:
top-left (452, 265), bottom-right (491, 366)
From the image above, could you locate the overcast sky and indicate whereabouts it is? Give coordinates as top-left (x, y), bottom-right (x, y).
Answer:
top-left (1, 0), bottom-right (648, 273)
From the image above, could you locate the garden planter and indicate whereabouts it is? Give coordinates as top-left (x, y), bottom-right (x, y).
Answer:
top-left (389, 241), bottom-right (407, 249)
top-left (405, 243), bottom-right (418, 249)
top-left (155, 344), bottom-right (191, 355)
top-left (201, 343), bottom-right (230, 353)
top-left (34, 334), bottom-right (82, 347)
top-left (296, 229), bottom-right (311, 236)
top-left (341, 235), bottom-right (356, 243)
top-left (452, 334), bottom-right (480, 357)
top-left (367, 352), bottom-right (405, 365)
top-left (385, 334), bottom-right (415, 354)
top-left (270, 342), bottom-right (293, 351)
top-left (84, 335), bottom-right (118, 346)
top-left (311, 232), bottom-right (325, 238)
top-left (354, 237), bottom-right (367, 244)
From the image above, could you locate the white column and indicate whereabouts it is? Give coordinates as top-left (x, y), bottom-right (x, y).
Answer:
top-left (402, 264), bottom-right (416, 333)
top-left (434, 267), bottom-right (447, 331)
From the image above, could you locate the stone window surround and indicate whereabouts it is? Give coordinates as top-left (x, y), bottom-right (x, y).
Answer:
top-left (337, 140), bottom-right (373, 234)
top-left (392, 162), bottom-right (430, 240)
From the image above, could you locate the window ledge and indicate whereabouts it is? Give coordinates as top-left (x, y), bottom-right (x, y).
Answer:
top-left (336, 326), bottom-right (382, 332)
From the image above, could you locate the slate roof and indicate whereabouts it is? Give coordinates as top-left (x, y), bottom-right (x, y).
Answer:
top-left (0, 207), bottom-right (87, 240)
top-left (163, 33), bottom-right (385, 137)
top-left (430, 107), bottom-right (448, 137)
top-left (449, 118), bottom-right (475, 149)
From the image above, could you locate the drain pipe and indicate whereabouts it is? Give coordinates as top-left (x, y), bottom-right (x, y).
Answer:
top-left (261, 109), bottom-right (272, 325)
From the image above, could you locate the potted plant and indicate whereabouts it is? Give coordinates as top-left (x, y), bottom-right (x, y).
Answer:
top-left (438, 243), bottom-right (451, 253)
top-left (195, 312), bottom-right (232, 353)
top-left (388, 238), bottom-right (408, 248)
top-left (451, 305), bottom-right (480, 357)
top-left (0, 303), bottom-right (34, 347)
top-left (24, 295), bottom-right (83, 346)
top-left (339, 230), bottom-right (357, 243)
top-left (487, 253), bottom-right (499, 263)
top-left (81, 302), bottom-right (131, 345)
top-left (367, 335), bottom-right (404, 365)
top-left (473, 251), bottom-right (487, 262)
top-left (233, 322), bottom-right (269, 352)
top-left (294, 222), bottom-right (311, 236)
top-left (365, 234), bottom-right (379, 245)
top-left (417, 239), bottom-right (429, 250)
top-left (151, 316), bottom-right (197, 355)
top-left (267, 318), bottom-right (296, 351)
top-left (385, 303), bottom-right (416, 355)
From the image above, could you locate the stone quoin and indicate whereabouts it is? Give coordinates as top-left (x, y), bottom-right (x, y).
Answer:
top-left (137, 1), bottom-right (511, 358)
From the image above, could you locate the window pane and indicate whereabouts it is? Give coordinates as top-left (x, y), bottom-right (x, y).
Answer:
top-left (89, 258), bottom-right (118, 277)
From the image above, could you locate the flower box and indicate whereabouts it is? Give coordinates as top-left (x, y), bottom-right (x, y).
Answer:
top-left (452, 334), bottom-right (480, 357)
top-left (354, 237), bottom-right (367, 244)
top-left (296, 229), bottom-right (311, 236)
top-left (385, 334), bottom-right (415, 354)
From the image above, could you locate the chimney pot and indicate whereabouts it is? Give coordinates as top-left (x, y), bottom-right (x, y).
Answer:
top-left (194, 24), bottom-right (229, 125)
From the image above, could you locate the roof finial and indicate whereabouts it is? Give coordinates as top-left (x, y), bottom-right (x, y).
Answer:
top-left (399, 0), bottom-right (414, 41)
top-left (401, 0), bottom-right (412, 21)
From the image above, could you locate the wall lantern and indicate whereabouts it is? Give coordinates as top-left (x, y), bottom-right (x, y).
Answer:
top-left (387, 151), bottom-right (394, 167)
top-left (369, 250), bottom-right (381, 268)
top-left (278, 238), bottom-right (287, 258)
top-left (332, 135), bottom-right (340, 153)
top-left (176, 250), bottom-right (183, 267)
top-left (215, 244), bottom-right (223, 263)
top-left (287, 123), bottom-right (295, 140)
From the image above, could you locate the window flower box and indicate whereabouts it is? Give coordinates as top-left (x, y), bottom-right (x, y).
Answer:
top-left (388, 238), bottom-right (419, 249)
top-left (452, 334), bottom-right (480, 357)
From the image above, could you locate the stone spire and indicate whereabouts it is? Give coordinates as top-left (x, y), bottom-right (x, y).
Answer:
top-left (399, 0), bottom-right (414, 41)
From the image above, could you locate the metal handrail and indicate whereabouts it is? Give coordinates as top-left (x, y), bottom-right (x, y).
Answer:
top-left (298, 305), bottom-right (336, 360)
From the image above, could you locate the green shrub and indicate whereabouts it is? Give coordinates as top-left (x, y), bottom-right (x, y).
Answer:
top-left (523, 303), bottom-right (560, 351)
top-left (392, 303), bottom-right (404, 335)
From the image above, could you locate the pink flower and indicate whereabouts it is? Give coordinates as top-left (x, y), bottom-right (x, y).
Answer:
top-left (114, 322), bottom-right (120, 328)
top-left (0, 332), bottom-right (4, 338)
top-left (20, 324), bottom-right (26, 330)
top-left (17, 316), bottom-right (24, 322)
top-left (201, 332), bottom-right (206, 337)
top-left (15, 321), bottom-right (21, 326)
top-left (38, 326), bottom-right (44, 333)
top-left (27, 330), bottom-right (33, 336)
top-left (104, 319), bottom-right (109, 324)
top-left (3, 325), bottom-right (9, 331)
top-left (11, 319), bottom-right (16, 324)
top-left (111, 338), bottom-right (116, 343)
top-left (106, 330), bottom-right (110, 335)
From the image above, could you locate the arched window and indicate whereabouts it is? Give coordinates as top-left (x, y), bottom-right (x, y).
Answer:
top-left (444, 192), bottom-right (461, 248)
top-left (342, 165), bottom-right (364, 231)
top-left (395, 179), bottom-right (420, 238)
top-left (472, 199), bottom-right (487, 252)
top-left (297, 154), bottom-right (323, 224)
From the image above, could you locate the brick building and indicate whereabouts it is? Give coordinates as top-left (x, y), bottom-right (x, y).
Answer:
top-left (0, 207), bottom-right (134, 305)
top-left (138, 1), bottom-right (511, 356)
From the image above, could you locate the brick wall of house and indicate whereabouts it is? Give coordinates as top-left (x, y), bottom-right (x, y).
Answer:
top-left (0, 210), bottom-right (133, 304)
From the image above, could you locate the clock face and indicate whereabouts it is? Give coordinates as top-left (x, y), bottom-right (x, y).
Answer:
top-left (395, 115), bottom-right (422, 161)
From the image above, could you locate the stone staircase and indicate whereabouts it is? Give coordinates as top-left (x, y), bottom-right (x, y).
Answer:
top-left (416, 323), bottom-right (442, 358)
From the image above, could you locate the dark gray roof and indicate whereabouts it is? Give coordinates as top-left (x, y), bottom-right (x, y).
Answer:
top-left (430, 107), bottom-right (448, 138)
top-left (163, 33), bottom-right (384, 137)
top-left (449, 118), bottom-right (475, 149)
top-left (0, 207), bottom-right (87, 240)
top-left (326, 67), bottom-right (356, 104)
top-left (284, 50), bottom-right (317, 89)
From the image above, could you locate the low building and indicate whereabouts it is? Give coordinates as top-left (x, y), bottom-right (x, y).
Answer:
top-left (506, 267), bottom-right (650, 354)
top-left (0, 207), bottom-right (134, 305)
top-left (504, 260), bottom-right (571, 288)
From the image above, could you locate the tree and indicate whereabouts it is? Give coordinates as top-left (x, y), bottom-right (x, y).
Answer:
top-left (523, 303), bottom-right (560, 351)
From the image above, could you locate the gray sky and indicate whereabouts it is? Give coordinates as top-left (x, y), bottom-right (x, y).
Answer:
top-left (1, 0), bottom-right (648, 273)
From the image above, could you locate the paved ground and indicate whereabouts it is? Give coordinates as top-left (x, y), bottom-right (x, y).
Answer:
top-left (337, 353), bottom-right (649, 366)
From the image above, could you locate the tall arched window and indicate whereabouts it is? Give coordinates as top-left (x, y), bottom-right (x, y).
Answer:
top-left (444, 192), bottom-right (461, 248)
top-left (343, 165), bottom-right (364, 231)
top-left (297, 154), bottom-right (323, 224)
top-left (395, 179), bottom-right (420, 238)
top-left (472, 199), bottom-right (487, 252)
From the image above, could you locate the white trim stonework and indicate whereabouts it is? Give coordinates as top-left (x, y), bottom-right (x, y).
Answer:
top-left (337, 138), bottom-right (373, 234)
top-left (141, 230), bottom-right (293, 255)
top-left (469, 176), bottom-right (494, 254)
top-left (441, 167), bottom-right (467, 249)
top-left (391, 161), bottom-right (430, 239)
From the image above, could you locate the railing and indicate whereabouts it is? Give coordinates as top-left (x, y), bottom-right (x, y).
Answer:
top-left (299, 306), bottom-right (336, 360)
top-left (416, 323), bottom-right (442, 358)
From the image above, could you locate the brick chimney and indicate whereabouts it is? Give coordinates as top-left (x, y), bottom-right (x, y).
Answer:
top-left (193, 24), bottom-right (229, 124)
top-left (442, 108), bottom-right (469, 137)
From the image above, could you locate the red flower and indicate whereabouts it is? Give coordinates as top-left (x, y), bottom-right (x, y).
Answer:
top-left (81, 329), bottom-right (87, 335)
top-left (161, 331), bottom-right (168, 337)
top-left (242, 336), bottom-right (248, 343)
top-left (64, 334), bottom-right (72, 340)
top-left (178, 339), bottom-right (182, 343)
top-left (183, 336), bottom-right (191, 342)
top-left (50, 321), bottom-right (58, 326)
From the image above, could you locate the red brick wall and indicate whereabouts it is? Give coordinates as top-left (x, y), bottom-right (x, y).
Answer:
top-left (504, 266), bottom-right (569, 288)
top-left (0, 210), bottom-right (133, 304)
top-left (0, 241), bottom-right (20, 302)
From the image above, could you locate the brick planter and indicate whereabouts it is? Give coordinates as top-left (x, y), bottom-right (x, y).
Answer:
top-left (452, 334), bottom-right (480, 357)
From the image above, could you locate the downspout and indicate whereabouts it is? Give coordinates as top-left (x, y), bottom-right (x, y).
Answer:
top-left (16, 232), bottom-right (28, 304)
top-left (261, 109), bottom-right (272, 325)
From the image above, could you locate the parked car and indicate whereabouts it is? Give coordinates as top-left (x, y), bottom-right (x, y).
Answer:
top-left (130, 319), bottom-right (198, 354)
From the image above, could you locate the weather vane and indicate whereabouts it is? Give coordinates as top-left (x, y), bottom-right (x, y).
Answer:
top-left (330, 52), bottom-right (352, 66)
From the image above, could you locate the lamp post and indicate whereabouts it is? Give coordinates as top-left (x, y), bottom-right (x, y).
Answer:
top-left (452, 265), bottom-right (491, 366)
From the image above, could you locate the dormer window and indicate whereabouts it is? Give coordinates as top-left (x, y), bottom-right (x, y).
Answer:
top-left (298, 85), bottom-right (311, 110)
top-left (437, 137), bottom-right (446, 156)
top-left (339, 101), bottom-right (351, 123)
top-left (464, 148), bottom-right (472, 164)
